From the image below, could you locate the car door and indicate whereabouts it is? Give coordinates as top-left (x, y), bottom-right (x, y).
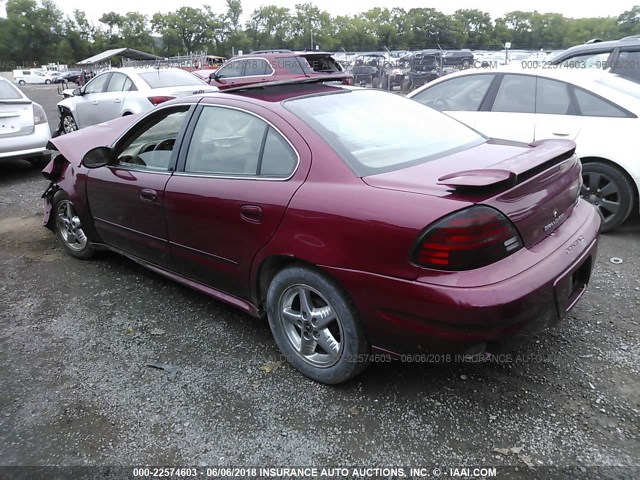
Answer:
top-left (86, 106), bottom-right (192, 266)
top-left (92, 72), bottom-right (131, 123)
top-left (163, 101), bottom-right (310, 299)
top-left (410, 73), bottom-right (496, 128)
top-left (533, 77), bottom-right (583, 141)
top-left (209, 59), bottom-right (247, 89)
top-left (74, 73), bottom-right (111, 128)
top-left (473, 73), bottom-right (537, 143)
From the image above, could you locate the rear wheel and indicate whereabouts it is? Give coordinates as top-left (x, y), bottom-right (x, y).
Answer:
top-left (18, 80), bottom-right (26, 86)
top-left (266, 266), bottom-right (370, 384)
top-left (461, 59), bottom-right (471, 69)
top-left (53, 191), bottom-right (95, 259)
top-left (581, 162), bottom-right (634, 232)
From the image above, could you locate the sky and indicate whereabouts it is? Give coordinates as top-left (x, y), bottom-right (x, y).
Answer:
top-left (6, 0), bottom-right (639, 23)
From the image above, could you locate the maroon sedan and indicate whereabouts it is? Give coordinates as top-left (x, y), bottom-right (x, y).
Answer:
top-left (41, 79), bottom-right (600, 384)
top-left (207, 52), bottom-right (351, 90)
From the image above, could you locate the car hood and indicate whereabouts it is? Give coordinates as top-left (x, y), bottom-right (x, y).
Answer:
top-left (48, 115), bottom-right (140, 166)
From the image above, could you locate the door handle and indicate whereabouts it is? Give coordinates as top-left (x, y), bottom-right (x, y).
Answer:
top-left (552, 132), bottom-right (570, 137)
top-left (240, 205), bottom-right (263, 223)
top-left (114, 99), bottom-right (122, 103)
top-left (140, 188), bottom-right (158, 202)
top-left (91, 100), bottom-right (98, 105)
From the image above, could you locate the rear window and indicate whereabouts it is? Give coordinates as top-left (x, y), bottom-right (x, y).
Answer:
top-left (0, 80), bottom-right (23, 99)
top-left (138, 70), bottom-right (205, 88)
top-left (284, 89), bottom-right (485, 176)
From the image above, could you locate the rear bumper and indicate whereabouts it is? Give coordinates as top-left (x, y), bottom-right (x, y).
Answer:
top-left (324, 200), bottom-right (600, 355)
top-left (0, 123), bottom-right (51, 161)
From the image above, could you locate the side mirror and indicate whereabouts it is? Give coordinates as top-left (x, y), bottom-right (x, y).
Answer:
top-left (209, 72), bottom-right (219, 82)
top-left (72, 87), bottom-right (82, 96)
top-left (82, 146), bottom-right (113, 169)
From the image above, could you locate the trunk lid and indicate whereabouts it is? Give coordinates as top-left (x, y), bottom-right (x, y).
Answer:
top-left (363, 138), bottom-right (582, 248)
top-left (0, 100), bottom-right (34, 137)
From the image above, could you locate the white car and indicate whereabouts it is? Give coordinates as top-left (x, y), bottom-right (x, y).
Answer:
top-left (408, 67), bottom-right (640, 232)
top-left (0, 76), bottom-right (51, 166)
top-left (13, 69), bottom-right (56, 85)
top-left (56, 68), bottom-right (218, 134)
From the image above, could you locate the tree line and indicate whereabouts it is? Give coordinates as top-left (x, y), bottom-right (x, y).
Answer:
top-left (1, 0), bottom-right (640, 67)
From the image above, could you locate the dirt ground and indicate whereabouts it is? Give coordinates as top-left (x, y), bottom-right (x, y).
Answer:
top-left (0, 85), bottom-right (638, 479)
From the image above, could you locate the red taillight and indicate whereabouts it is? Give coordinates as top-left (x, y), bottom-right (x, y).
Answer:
top-left (342, 77), bottom-right (353, 86)
top-left (33, 103), bottom-right (48, 125)
top-left (147, 96), bottom-right (175, 106)
top-left (411, 206), bottom-right (523, 271)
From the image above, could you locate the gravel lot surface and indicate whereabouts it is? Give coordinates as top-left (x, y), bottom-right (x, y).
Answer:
top-left (0, 85), bottom-right (638, 479)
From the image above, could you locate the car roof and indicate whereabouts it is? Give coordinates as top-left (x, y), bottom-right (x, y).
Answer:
top-left (551, 36), bottom-right (640, 61)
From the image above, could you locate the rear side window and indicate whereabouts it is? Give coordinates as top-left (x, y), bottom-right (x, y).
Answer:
top-left (492, 74), bottom-right (536, 113)
top-left (573, 88), bottom-right (629, 117)
top-left (536, 78), bottom-right (572, 115)
top-left (412, 74), bottom-right (494, 111)
top-left (138, 70), bottom-right (204, 88)
top-left (0, 80), bottom-right (23, 99)
top-left (276, 57), bottom-right (307, 75)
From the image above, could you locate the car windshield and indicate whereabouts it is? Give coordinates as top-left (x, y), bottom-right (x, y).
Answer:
top-left (284, 89), bottom-right (485, 176)
top-left (0, 80), bottom-right (23, 99)
top-left (138, 70), bottom-right (205, 88)
top-left (596, 75), bottom-right (640, 100)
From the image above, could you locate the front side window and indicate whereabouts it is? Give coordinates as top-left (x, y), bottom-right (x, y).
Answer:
top-left (285, 89), bottom-right (485, 176)
top-left (106, 73), bottom-right (128, 92)
top-left (216, 60), bottom-right (246, 79)
top-left (115, 107), bottom-right (190, 171)
top-left (491, 74), bottom-right (536, 113)
top-left (561, 51), bottom-right (611, 69)
top-left (84, 73), bottom-right (110, 94)
top-left (412, 74), bottom-right (494, 111)
top-left (185, 106), bottom-right (296, 177)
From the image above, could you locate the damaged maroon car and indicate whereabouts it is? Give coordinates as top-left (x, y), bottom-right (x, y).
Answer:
top-left (41, 77), bottom-right (600, 384)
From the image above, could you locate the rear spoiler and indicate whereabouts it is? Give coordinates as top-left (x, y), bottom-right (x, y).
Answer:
top-left (222, 73), bottom-right (353, 93)
top-left (437, 139), bottom-right (577, 189)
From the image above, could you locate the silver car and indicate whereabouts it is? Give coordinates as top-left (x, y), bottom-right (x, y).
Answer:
top-left (0, 77), bottom-right (51, 166)
top-left (56, 68), bottom-right (218, 134)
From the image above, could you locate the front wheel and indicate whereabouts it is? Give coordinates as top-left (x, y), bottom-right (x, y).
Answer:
top-left (18, 80), bottom-right (26, 86)
top-left (53, 191), bottom-right (95, 259)
top-left (266, 266), bottom-right (370, 384)
top-left (60, 112), bottom-right (78, 134)
top-left (581, 162), bottom-right (634, 232)
top-left (45, 79), bottom-right (51, 85)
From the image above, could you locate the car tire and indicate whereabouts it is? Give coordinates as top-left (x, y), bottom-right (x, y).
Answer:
top-left (45, 79), bottom-right (51, 85)
top-left (28, 155), bottom-right (50, 169)
top-left (581, 162), bottom-right (634, 233)
top-left (371, 77), bottom-right (380, 89)
top-left (52, 190), bottom-right (95, 260)
top-left (461, 59), bottom-right (471, 69)
top-left (266, 265), bottom-right (370, 384)
top-left (60, 112), bottom-right (78, 135)
top-left (18, 80), bottom-right (26, 86)
top-left (401, 78), bottom-right (411, 94)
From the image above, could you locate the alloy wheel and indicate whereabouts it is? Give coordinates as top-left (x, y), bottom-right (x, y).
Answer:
top-left (55, 200), bottom-right (87, 252)
top-left (277, 284), bottom-right (344, 368)
top-left (581, 171), bottom-right (620, 224)
top-left (62, 115), bottom-right (77, 134)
